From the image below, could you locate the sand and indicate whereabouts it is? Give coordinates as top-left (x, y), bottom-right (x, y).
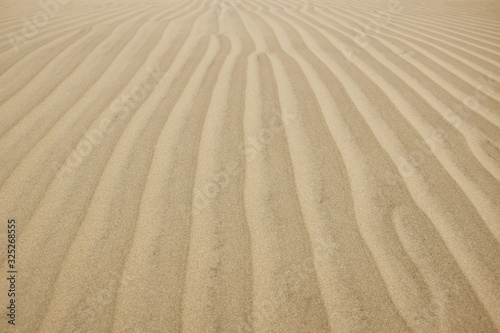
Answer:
top-left (0, 0), bottom-right (500, 331)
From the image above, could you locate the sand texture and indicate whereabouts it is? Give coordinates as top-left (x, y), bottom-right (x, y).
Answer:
top-left (1, 0), bottom-right (500, 331)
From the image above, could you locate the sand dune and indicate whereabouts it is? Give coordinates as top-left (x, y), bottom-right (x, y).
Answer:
top-left (1, 0), bottom-right (499, 331)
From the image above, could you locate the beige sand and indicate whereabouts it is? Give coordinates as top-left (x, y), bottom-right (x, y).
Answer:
top-left (1, 0), bottom-right (500, 331)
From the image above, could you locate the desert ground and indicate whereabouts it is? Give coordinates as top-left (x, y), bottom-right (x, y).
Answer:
top-left (0, 0), bottom-right (500, 331)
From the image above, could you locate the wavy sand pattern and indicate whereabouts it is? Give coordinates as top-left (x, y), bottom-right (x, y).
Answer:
top-left (0, 0), bottom-right (499, 331)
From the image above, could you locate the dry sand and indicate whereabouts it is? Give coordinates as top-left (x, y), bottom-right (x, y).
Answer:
top-left (1, 0), bottom-right (500, 331)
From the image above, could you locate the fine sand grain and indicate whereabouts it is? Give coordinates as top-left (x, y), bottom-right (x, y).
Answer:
top-left (1, 0), bottom-right (500, 331)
